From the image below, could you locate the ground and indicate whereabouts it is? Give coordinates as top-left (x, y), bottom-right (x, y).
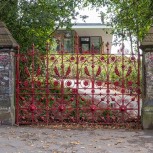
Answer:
top-left (0, 125), bottom-right (153, 153)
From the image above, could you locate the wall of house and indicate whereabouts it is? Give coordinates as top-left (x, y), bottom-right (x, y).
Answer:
top-left (54, 27), bottom-right (113, 54)
top-left (73, 28), bottom-right (112, 53)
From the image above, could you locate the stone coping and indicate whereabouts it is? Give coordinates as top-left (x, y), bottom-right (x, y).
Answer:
top-left (0, 22), bottom-right (18, 49)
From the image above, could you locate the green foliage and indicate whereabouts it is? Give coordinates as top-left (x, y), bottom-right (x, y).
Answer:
top-left (108, 0), bottom-right (152, 41)
top-left (84, 0), bottom-right (153, 49)
top-left (45, 54), bottom-right (140, 91)
top-left (1, 0), bottom-right (152, 52)
top-left (0, 0), bottom-right (82, 52)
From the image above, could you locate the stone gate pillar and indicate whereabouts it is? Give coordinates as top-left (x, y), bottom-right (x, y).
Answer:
top-left (140, 26), bottom-right (153, 129)
top-left (0, 22), bottom-right (18, 125)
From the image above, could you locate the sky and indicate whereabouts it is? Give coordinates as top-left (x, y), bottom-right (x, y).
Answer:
top-left (76, 7), bottom-right (102, 23)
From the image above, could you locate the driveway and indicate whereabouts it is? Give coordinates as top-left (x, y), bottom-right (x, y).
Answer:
top-left (62, 79), bottom-right (142, 115)
top-left (0, 125), bottom-right (152, 153)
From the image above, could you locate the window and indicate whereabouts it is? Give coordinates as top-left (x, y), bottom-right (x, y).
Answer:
top-left (82, 44), bottom-right (90, 52)
top-left (80, 36), bottom-right (102, 54)
top-left (90, 37), bottom-right (101, 53)
top-left (54, 30), bottom-right (74, 53)
top-left (80, 37), bottom-right (90, 53)
top-left (64, 38), bottom-right (73, 53)
top-left (81, 37), bottom-right (90, 42)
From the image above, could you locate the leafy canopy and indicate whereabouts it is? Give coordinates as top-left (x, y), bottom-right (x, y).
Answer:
top-left (0, 0), bottom-right (152, 51)
top-left (0, 0), bottom-right (82, 51)
top-left (84, 0), bottom-right (153, 42)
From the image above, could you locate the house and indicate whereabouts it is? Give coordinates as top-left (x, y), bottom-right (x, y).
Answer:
top-left (53, 23), bottom-right (113, 54)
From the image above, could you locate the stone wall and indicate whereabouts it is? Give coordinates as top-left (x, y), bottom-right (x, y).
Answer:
top-left (145, 52), bottom-right (153, 101)
top-left (0, 22), bottom-right (18, 125)
top-left (0, 49), bottom-right (15, 125)
top-left (141, 50), bottom-right (153, 129)
top-left (140, 25), bottom-right (153, 129)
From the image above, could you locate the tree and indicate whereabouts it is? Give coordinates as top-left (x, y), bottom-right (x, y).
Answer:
top-left (0, 0), bottom-right (81, 51)
top-left (108, 0), bottom-right (152, 51)
top-left (84, 0), bottom-right (153, 51)
top-left (0, 0), bottom-right (18, 27)
top-left (1, 0), bottom-right (152, 52)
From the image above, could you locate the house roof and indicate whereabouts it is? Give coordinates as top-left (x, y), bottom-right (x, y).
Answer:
top-left (0, 22), bottom-right (18, 49)
top-left (72, 23), bottom-right (112, 29)
top-left (70, 23), bottom-right (112, 37)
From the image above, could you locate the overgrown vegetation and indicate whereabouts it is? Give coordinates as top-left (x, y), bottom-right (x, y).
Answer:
top-left (0, 0), bottom-right (152, 53)
top-left (84, 0), bottom-right (153, 52)
top-left (0, 0), bottom-right (82, 51)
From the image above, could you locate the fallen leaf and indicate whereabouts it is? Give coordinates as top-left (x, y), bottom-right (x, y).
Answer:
top-left (70, 141), bottom-right (80, 145)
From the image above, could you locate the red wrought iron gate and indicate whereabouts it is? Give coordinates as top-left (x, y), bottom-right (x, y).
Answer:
top-left (15, 44), bottom-right (141, 126)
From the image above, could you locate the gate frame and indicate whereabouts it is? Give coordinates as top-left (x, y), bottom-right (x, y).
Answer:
top-left (15, 43), bottom-right (142, 127)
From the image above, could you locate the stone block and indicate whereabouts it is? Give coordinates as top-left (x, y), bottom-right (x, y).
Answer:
top-left (0, 53), bottom-right (15, 125)
top-left (0, 107), bottom-right (14, 125)
top-left (142, 105), bottom-right (153, 129)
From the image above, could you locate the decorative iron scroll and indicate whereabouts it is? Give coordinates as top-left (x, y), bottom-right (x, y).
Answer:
top-left (16, 45), bottom-right (142, 126)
